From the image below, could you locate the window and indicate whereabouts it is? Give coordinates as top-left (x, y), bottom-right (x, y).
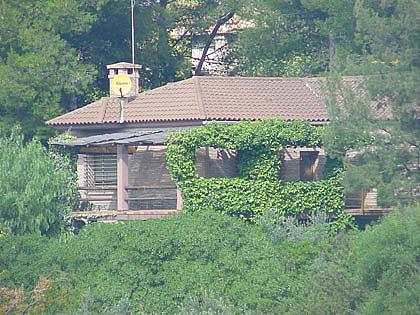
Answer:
top-left (300, 151), bottom-right (318, 181)
top-left (86, 154), bottom-right (117, 187)
top-left (195, 147), bottom-right (238, 178)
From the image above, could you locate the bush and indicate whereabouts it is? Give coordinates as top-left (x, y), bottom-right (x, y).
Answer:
top-left (0, 211), bottom-right (327, 314)
top-left (285, 204), bottom-right (420, 314)
top-left (1, 206), bottom-right (418, 314)
top-left (0, 128), bottom-right (77, 235)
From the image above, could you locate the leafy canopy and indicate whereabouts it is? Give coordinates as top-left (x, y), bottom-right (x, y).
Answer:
top-left (323, 0), bottom-right (420, 206)
top-left (0, 128), bottom-right (77, 235)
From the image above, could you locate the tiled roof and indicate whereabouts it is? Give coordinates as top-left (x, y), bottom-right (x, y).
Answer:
top-left (46, 76), bottom-right (363, 126)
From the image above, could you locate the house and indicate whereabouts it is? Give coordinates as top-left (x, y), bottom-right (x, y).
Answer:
top-left (172, 16), bottom-right (253, 75)
top-left (190, 17), bottom-right (253, 75)
top-left (48, 62), bottom-right (388, 220)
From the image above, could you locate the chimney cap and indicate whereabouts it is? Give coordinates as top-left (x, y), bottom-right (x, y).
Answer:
top-left (107, 62), bottom-right (142, 70)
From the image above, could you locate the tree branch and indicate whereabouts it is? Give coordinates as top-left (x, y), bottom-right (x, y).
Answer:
top-left (194, 11), bottom-right (234, 76)
top-left (170, 28), bottom-right (192, 48)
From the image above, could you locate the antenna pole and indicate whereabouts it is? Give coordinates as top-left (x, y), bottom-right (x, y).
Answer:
top-left (131, 0), bottom-right (135, 67)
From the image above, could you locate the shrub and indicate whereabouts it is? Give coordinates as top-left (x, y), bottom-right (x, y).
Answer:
top-left (285, 204), bottom-right (420, 314)
top-left (0, 211), bottom-right (327, 314)
top-left (1, 206), bottom-right (418, 314)
top-left (0, 128), bottom-right (77, 235)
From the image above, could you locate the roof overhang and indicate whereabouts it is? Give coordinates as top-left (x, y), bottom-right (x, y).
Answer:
top-left (50, 130), bottom-right (167, 147)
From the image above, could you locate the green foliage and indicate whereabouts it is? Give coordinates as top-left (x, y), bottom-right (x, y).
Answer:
top-left (181, 177), bottom-right (345, 224)
top-left (0, 211), bottom-right (327, 314)
top-left (180, 292), bottom-right (237, 315)
top-left (323, 0), bottom-right (420, 206)
top-left (0, 128), bottom-right (77, 235)
top-left (285, 203), bottom-right (420, 315)
top-left (0, 0), bottom-right (101, 140)
top-left (238, 146), bottom-right (282, 181)
top-left (259, 211), bottom-right (335, 244)
top-left (166, 119), bottom-right (351, 227)
top-left (1, 205), bottom-right (418, 314)
top-left (232, 0), bottom-right (357, 76)
top-left (167, 119), bottom-right (324, 182)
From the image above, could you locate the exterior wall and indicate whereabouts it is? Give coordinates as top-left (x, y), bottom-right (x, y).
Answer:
top-left (196, 147), bottom-right (238, 178)
top-left (192, 35), bottom-right (232, 76)
top-left (77, 154), bottom-right (117, 210)
top-left (345, 188), bottom-right (379, 210)
top-left (77, 146), bottom-right (177, 211)
top-left (279, 147), bottom-right (326, 181)
top-left (195, 146), bottom-right (326, 181)
top-left (128, 145), bottom-right (177, 210)
top-left (77, 145), bottom-right (328, 211)
top-left (76, 144), bottom-right (382, 214)
top-left (77, 154), bottom-right (88, 188)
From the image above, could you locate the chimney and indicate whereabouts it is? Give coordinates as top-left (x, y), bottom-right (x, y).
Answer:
top-left (107, 62), bottom-right (142, 97)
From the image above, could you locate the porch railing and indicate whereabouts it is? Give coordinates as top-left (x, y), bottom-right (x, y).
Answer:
top-left (78, 185), bottom-right (177, 211)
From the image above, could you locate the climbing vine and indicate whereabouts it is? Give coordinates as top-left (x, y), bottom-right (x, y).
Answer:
top-left (166, 119), bottom-right (352, 228)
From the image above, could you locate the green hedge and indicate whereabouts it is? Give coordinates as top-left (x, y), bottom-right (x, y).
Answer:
top-left (166, 119), bottom-right (351, 227)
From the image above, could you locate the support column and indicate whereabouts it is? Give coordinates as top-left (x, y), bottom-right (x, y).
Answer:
top-left (176, 187), bottom-right (183, 211)
top-left (117, 144), bottom-right (129, 211)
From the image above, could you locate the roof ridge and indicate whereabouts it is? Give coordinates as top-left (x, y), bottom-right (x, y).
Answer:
top-left (196, 75), bottom-right (364, 80)
top-left (134, 77), bottom-right (195, 98)
top-left (193, 76), bottom-right (207, 119)
top-left (303, 78), bottom-right (320, 98)
top-left (98, 98), bottom-right (109, 123)
top-left (46, 97), bottom-right (110, 124)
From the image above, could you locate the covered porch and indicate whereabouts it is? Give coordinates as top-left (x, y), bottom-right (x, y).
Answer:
top-left (52, 130), bottom-right (392, 221)
top-left (52, 130), bottom-right (183, 220)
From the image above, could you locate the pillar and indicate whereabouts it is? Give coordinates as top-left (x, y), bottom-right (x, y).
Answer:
top-left (117, 144), bottom-right (129, 210)
top-left (176, 187), bottom-right (183, 211)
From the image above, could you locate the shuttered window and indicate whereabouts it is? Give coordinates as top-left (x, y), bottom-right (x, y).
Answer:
top-left (86, 154), bottom-right (117, 187)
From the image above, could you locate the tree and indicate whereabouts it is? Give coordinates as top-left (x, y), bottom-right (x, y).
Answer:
top-left (0, 128), bottom-right (77, 235)
top-left (0, 0), bottom-right (103, 140)
top-left (193, 11), bottom-right (235, 76)
top-left (231, 0), bottom-right (356, 77)
top-left (323, 0), bottom-right (420, 206)
top-left (0, 0), bottom-right (245, 139)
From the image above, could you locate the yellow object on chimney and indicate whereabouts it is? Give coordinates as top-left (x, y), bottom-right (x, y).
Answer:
top-left (111, 73), bottom-right (132, 97)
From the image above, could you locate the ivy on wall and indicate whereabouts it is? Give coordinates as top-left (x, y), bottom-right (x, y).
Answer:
top-left (166, 119), bottom-right (352, 227)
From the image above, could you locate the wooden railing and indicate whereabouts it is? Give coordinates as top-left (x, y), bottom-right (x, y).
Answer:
top-left (345, 188), bottom-right (392, 215)
top-left (126, 185), bottom-right (177, 210)
top-left (78, 185), bottom-right (177, 211)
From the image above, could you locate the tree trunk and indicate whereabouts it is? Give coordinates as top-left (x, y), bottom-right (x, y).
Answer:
top-left (328, 31), bottom-right (335, 69)
top-left (194, 11), bottom-right (234, 76)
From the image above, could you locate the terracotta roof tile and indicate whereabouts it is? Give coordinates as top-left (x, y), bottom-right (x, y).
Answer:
top-left (47, 76), bottom-right (371, 126)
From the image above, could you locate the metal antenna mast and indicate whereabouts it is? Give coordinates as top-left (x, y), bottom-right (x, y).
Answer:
top-left (131, 0), bottom-right (135, 67)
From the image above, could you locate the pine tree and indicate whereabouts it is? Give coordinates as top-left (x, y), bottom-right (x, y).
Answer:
top-left (324, 0), bottom-right (419, 206)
